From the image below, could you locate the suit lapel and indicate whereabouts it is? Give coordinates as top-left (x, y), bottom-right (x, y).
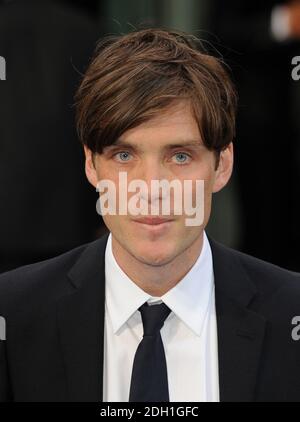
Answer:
top-left (209, 237), bottom-right (267, 402)
top-left (56, 232), bottom-right (109, 402)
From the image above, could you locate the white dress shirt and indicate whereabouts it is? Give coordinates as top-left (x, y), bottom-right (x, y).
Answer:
top-left (102, 231), bottom-right (219, 402)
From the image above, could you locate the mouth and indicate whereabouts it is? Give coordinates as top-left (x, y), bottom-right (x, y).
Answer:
top-left (131, 217), bottom-right (174, 225)
top-left (131, 217), bottom-right (174, 234)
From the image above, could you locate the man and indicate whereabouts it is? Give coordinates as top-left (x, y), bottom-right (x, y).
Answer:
top-left (1, 28), bottom-right (300, 402)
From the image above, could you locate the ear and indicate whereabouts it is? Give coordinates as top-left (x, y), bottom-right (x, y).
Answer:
top-left (212, 142), bottom-right (234, 193)
top-left (83, 145), bottom-right (98, 188)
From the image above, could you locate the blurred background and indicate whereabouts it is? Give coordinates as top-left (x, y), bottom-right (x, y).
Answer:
top-left (0, 0), bottom-right (300, 272)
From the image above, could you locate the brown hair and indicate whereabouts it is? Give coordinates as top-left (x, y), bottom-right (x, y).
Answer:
top-left (75, 28), bottom-right (237, 165)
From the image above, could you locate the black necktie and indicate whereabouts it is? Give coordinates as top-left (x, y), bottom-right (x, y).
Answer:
top-left (129, 302), bottom-right (171, 402)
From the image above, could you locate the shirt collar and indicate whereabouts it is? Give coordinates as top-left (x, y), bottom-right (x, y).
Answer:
top-left (105, 231), bottom-right (214, 336)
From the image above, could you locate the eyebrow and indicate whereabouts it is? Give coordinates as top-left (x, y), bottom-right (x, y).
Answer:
top-left (103, 139), bottom-right (204, 152)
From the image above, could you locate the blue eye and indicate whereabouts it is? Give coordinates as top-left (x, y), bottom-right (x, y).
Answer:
top-left (114, 151), bottom-right (132, 162)
top-left (173, 152), bottom-right (191, 163)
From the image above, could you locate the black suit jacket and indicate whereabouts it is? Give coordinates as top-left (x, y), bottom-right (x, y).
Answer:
top-left (1, 232), bottom-right (300, 402)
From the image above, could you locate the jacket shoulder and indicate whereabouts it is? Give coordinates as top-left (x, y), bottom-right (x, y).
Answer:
top-left (234, 246), bottom-right (300, 292)
top-left (210, 237), bottom-right (300, 305)
top-left (0, 240), bottom-right (92, 314)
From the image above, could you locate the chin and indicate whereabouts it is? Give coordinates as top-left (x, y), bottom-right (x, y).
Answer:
top-left (132, 241), bottom-right (177, 266)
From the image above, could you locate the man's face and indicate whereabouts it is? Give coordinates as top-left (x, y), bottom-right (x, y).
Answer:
top-left (85, 100), bottom-right (233, 267)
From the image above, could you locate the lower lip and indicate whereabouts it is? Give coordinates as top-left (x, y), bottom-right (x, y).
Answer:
top-left (132, 220), bottom-right (173, 233)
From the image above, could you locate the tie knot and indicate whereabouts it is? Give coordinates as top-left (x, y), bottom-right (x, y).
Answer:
top-left (138, 302), bottom-right (171, 336)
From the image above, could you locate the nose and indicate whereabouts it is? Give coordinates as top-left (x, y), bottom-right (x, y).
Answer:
top-left (136, 158), bottom-right (169, 205)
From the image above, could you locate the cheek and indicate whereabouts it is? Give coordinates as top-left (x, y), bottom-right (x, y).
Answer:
top-left (102, 214), bottom-right (126, 236)
top-left (189, 168), bottom-right (215, 199)
top-left (96, 167), bottom-right (115, 182)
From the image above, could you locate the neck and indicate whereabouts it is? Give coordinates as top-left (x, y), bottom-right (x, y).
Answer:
top-left (111, 233), bottom-right (204, 296)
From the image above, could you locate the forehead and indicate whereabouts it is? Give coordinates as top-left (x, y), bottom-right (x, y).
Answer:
top-left (114, 100), bottom-right (203, 150)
